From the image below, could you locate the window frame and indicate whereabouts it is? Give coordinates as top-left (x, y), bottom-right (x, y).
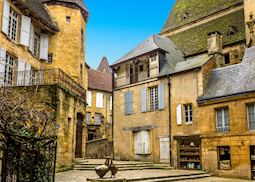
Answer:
top-left (216, 107), bottom-right (230, 133)
top-left (94, 113), bottom-right (102, 125)
top-left (247, 103), bottom-right (255, 131)
top-left (149, 86), bottom-right (159, 111)
top-left (8, 7), bottom-right (19, 42)
top-left (96, 92), bottom-right (104, 108)
top-left (184, 104), bottom-right (193, 124)
top-left (217, 146), bottom-right (231, 170)
top-left (4, 53), bottom-right (15, 85)
top-left (33, 33), bottom-right (40, 58)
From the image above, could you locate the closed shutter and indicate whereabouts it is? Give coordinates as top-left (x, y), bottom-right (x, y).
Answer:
top-left (177, 104), bottom-right (182, 125)
top-left (29, 24), bottom-right (34, 53)
top-left (141, 131), bottom-right (150, 154)
top-left (39, 34), bottom-right (49, 60)
top-left (2, 0), bottom-right (10, 35)
top-left (96, 92), bottom-right (103, 108)
top-left (25, 64), bottom-right (31, 86)
top-left (125, 92), bottom-right (133, 114)
top-left (87, 91), bottom-right (92, 107)
top-left (0, 48), bottom-right (6, 84)
top-left (141, 88), bottom-right (147, 112)
top-left (38, 69), bottom-right (44, 85)
top-left (134, 132), bottom-right (141, 154)
top-left (20, 15), bottom-right (31, 46)
top-left (110, 96), bottom-right (112, 110)
top-left (17, 59), bottom-right (25, 85)
top-left (158, 83), bottom-right (165, 110)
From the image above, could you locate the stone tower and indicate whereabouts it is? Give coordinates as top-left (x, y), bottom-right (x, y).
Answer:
top-left (40, 0), bottom-right (89, 88)
top-left (244, 0), bottom-right (255, 46)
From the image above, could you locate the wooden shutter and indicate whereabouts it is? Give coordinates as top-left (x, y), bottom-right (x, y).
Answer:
top-left (29, 24), bottom-right (34, 53)
top-left (129, 92), bottom-right (133, 114)
top-left (134, 132), bottom-right (141, 154)
top-left (25, 64), bottom-right (31, 86)
top-left (125, 92), bottom-right (133, 114)
top-left (158, 83), bottom-right (165, 110)
top-left (2, 0), bottom-right (10, 35)
top-left (110, 96), bottom-right (112, 110)
top-left (141, 88), bottom-right (147, 112)
top-left (96, 92), bottom-right (103, 108)
top-left (20, 16), bottom-right (31, 46)
top-left (39, 34), bottom-right (49, 60)
top-left (141, 131), bottom-right (150, 154)
top-left (87, 91), bottom-right (92, 107)
top-left (177, 104), bottom-right (182, 125)
top-left (0, 48), bottom-right (6, 84)
top-left (17, 59), bottom-right (25, 85)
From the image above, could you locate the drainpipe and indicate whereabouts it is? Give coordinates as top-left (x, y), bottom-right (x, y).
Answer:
top-left (168, 75), bottom-right (172, 166)
top-left (111, 70), bottom-right (115, 159)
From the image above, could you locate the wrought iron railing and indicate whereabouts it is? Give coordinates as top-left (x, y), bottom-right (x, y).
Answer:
top-left (0, 69), bottom-right (86, 102)
top-left (216, 126), bottom-right (230, 133)
top-left (114, 66), bottom-right (159, 88)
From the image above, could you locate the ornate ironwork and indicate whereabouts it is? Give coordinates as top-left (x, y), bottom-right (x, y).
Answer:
top-left (0, 69), bottom-right (86, 102)
top-left (0, 137), bottom-right (57, 182)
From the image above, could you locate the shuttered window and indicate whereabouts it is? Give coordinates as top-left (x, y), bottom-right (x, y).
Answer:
top-left (16, 59), bottom-right (25, 85)
top-left (141, 88), bottom-right (147, 112)
top-left (149, 87), bottom-right (158, 111)
top-left (34, 34), bottom-right (40, 58)
top-left (8, 8), bottom-right (19, 41)
top-left (184, 104), bottom-right (192, 124)
top-left (216, 107), bottom-right (230, 133)
top-left (40, 34), bottom-right (49, 60)
top-left (248, 104), bottom-right (255, 131)
top-left (96, 92), bottom-right (103, 108)
top-left (87, 91), bottom-right (92, 107)
top-left (4, 53), bottom-right (15, 85)
top-left (124, 92), bottom-right (133, 115)
top-left (134, 131), bottom-right (150, 154)
top-left (20, 15), bottom-right (31, 46)
top-left (176, 104), bottom-right (182, 125)
top-left (95, 113), bottom-right (102, 125)
top-left (110, 96), bottom-right (112, 110)
top-left (86, 112), bottom-right (91, 125)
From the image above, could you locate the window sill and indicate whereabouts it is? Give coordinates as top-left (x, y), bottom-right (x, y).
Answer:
top-left (185, 122), bottom-right (193, 125)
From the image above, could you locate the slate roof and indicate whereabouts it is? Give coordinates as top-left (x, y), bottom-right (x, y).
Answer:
top-left (161, 0), bottom-right (243, 33)
top-left (97, 57), bottom-right (112, 75)
top-left (111, 35), bottom-right (185, 72)
top-left (15, 0), bottom-right (59, 31)
top-left (88, 68), bottom-right (112, 92)
top-left (198, 47), bottom-right (255, 102)
top-left (40, 0), bottom-right (89, 22)
top-left (167, 9), bottom-right (245, 57)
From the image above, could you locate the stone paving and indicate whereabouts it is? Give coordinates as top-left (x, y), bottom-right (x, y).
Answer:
top-left (55, 169), bottom-right (252, 182)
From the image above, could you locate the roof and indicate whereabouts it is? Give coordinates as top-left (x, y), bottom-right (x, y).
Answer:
top-left (111, 34), bottom-right (185, 68)
top-left (161, 0), bottom-right (243, 33)
top-left (167, 9), bottom-right (245, 57)
top-left (15, 0), bottom-right (59, 32)
top-left (40, 0), bottom-right (89, 22)
top-left (198, 46), bottom-right (255, 102)
top-left (88, 69), bottom-right (112, 92)
top-left (97, 57), bottom-right (112, 75)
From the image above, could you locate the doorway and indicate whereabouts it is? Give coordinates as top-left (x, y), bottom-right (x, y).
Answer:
top-left (160, 137), bottom-right (170, 163)
top-left (75, 113), bottom-right (84, 158)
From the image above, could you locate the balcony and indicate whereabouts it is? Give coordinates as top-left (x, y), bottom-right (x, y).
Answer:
top-left (0, 68), bottom-right (86, 102)
top-left (115, 66), bottom-right (159, 88)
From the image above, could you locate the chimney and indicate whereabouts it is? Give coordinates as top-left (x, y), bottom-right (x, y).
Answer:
top-left (207, 31), bottom-right (224, 68)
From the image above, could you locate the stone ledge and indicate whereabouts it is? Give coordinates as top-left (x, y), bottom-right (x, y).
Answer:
top-left (87, 178), bottom-right (126, 182)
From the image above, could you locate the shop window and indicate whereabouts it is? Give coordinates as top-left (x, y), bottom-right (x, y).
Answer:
top-left (216, 107), bottom-right (230, 133)
top-left (218, 146), bottom-right (231, 170)
top-left (224, 53), bottom-right (230, 65)
top-left (248, 104), bottom-right (255, 131)
top-left (8, 8), bottom-right (19, 42)
top-left (149, 86), bottom-right (158, 111)
top-left (184, 104), bottom-right (192, 124)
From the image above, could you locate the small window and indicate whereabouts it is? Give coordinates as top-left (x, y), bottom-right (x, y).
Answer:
top-left (248, 104), bottom-right (255, 131)
top-left (184, 104), bottom-right (192, 124)
top-left (139, 65), bottom-right (144, 72)
top-left (86, 112), bottom-right (91, 125)
top-left (227, 26), bottom-right (238, 36)
top-left (183, 12), bottom-right (189, 20)
top-left (66, 16), bottom-right (71, 23)
top-left (80, 64), bottom-right (83, 80)
top-left (216, 107), bottom-right (230, 133)
top-left (8, 8), bottom-right (19, 42)
top-left (150, 55), bottom-right (157, 62)
top-left (95, 113), bottom-right (102, 125)
top-left (224, 53), bottom-right (230, 65)
top-left (218, 146), bottom-right (231, 170)
top-left (48, 53), bottom-right (53, 63)
top-left (149, 86), bottom-right (158, 111)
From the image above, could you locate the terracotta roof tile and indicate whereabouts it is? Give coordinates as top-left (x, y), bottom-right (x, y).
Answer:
top-left (88, 69), bottom-right (112, 92)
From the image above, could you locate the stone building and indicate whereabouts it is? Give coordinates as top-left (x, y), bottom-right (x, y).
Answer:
top-left (0, 0), bottom-right (89, 169)
top-left (112, 0), bottom-right (255, 179)
top-left (86, 57), bottom-right (113, 141)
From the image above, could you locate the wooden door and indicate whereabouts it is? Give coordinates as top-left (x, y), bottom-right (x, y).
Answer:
top-left (75, 113), bottom-right (83, 158)
top-left (160, 137), bottom-right (170, 163)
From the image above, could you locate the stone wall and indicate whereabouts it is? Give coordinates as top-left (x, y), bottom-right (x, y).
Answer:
top-left (86, 138), bottom-right (113, 159)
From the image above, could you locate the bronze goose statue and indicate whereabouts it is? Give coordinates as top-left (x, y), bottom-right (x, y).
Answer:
top-left (109, 158), bottom-right (118, 178)
top-left (95, 157), bottom-right (111, 178)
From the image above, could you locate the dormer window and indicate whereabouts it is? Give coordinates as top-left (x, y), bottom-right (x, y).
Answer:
top-left (183, 12), bottom-right (189, 20)
top-left (227, 26), bottom-right (238, 36)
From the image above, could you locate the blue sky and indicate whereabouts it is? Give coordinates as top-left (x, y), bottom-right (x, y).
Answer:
top-left (85, 0), bottom-right (175, 69)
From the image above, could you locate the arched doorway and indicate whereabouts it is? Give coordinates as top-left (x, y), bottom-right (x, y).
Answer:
top-left (75, 113), bottom-right (84, 158)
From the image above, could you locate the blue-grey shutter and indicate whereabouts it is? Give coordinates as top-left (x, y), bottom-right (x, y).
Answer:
top-left (141, 88), bottom-right (147, 112)
top-left (158, 83), bottom-right (165, 110)
top-left (124, 93), bottom-right (128, 114)
top-left (125, 92), bottom-right (133, 114)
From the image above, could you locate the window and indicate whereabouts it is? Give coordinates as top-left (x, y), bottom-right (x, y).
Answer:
top-left (109, 115), bottom-right (113, 124)
top-left (139, 65), bottom-right (144, 72)
top-left (4, 53), bottom-right (15, 85)
top-left (218, 146), bottom-right (231, 170)
top-left (248, 104), bottom-right (255, 131)
top-left (33, 34), bottom-right (40, 57)
top-left (86, 112), bottom-right (91, 125)
top-left (134, 131), bottom-right (150, 155)
top-left (183, 12), bottom-right (189, 20)
top-left (87, 91), bottom-right (92, 107)
top-left (81, 29), bottom-right (84, 52)
top-left (184, 104), bottom-right (192, 124)
top-left (66, 16), bottom-right (71, 23)
top-left (216, 107), bottom-right (230, 133)
top-left (80, 64), bottom-right (83, 80)
top-left (8, 8), bottom-right (18, 41)
top-left (224, 53), bottom-right (230, 65)
top-left (47, 53), bottom-right (53, 63)
top-left (149, 87), bottom-right (158, 111)
top-left (124, 92), bottom-right (133, 115)
top-left (95, 113), bottom-right (102, 125)
top-left (96, 92), bottom-right (103, 108)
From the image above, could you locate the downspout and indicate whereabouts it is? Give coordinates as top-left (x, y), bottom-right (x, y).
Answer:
top-left (111, 70), bottom-right (115, 159)
top-left (168, 75), bottom-right (172, 166)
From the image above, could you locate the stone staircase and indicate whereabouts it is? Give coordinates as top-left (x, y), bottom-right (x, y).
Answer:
top-left (74, 160), bottom-right (172, 171)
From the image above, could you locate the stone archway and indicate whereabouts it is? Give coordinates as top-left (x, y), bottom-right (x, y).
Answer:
top-left (75, 113), bottom-right (84, 158)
